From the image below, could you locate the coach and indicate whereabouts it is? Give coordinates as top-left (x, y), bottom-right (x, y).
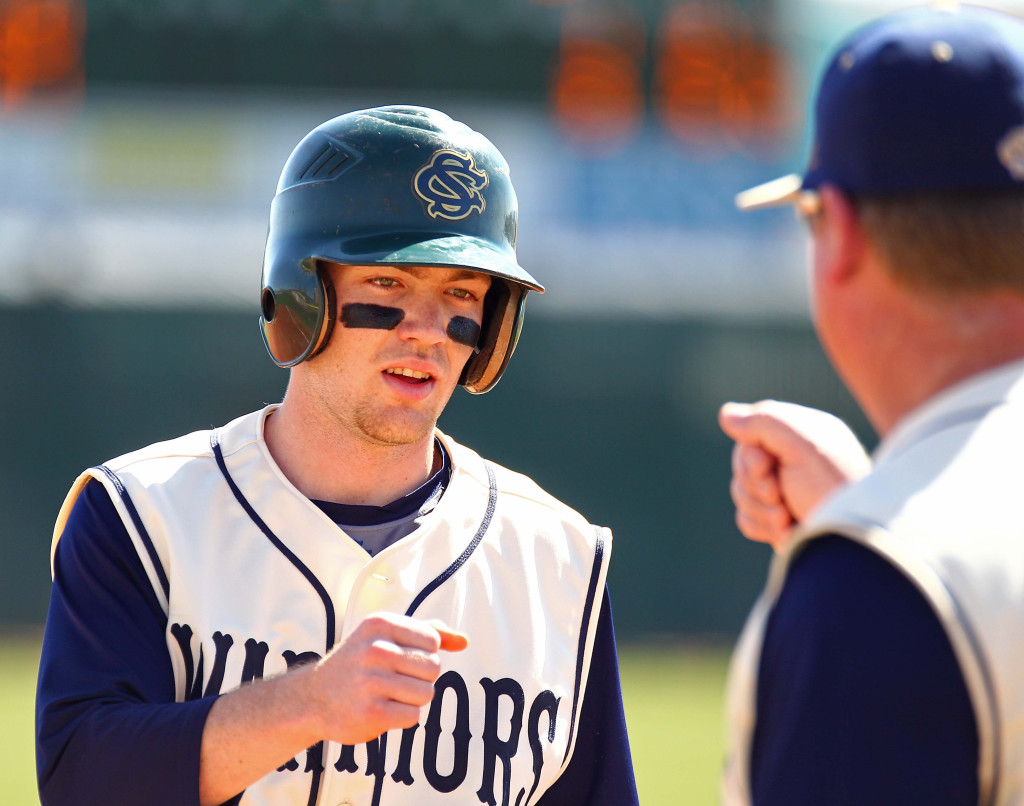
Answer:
top-left (719, 6), bottom-right (1024, 805)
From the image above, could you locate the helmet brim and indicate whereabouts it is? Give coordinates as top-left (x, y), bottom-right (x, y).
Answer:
top-left (322, 233), bottom-right (544, 293)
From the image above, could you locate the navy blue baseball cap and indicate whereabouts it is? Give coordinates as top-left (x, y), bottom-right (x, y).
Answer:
top-left (737, 4), bottom-right (1024, 211)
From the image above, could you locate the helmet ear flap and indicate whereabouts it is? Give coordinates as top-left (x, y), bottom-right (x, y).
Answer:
top-left (260, 258), bottom-right (336, 367)
top-left (460, 280), bottom-right (526, 394)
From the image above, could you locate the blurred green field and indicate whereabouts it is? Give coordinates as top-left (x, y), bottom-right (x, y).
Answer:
top-left (1, 634), bottom-right (41, 806)
top-left (2, 636), bottom-right (730, 805)
top-left (621, 644), bottom-right (730, 804)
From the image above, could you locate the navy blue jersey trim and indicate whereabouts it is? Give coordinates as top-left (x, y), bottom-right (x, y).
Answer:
top-left (405, 462), bottom-right (497, 618)
top-left (563, 526), bottom-right (606, 765)
top-left (211, 434), bottom-right (337, 653)
top-left (93, 464), bottom-right (171, 600)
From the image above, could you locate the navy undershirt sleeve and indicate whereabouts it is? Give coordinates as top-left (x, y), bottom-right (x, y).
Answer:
top-left (751, 535), bottom-right (978, 805)
top-left (535, 589), bottom-right (639, 806)
top-left (36, 479), bottom-right (214, 806)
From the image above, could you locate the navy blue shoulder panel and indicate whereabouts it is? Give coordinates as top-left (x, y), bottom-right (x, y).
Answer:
top-left (93, 464), bottom-right (171, 601)
top-left (563, 525), bottom-right (606, 764)
top-left (405, 462), bottom-right (497, 618)
top-left (211, 433), bottom-right (337, 654)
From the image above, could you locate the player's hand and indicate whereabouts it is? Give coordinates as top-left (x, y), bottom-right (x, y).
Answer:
top-left (309, 612), bottom-right (468, 745)
top-left (718, 400), bottom-right (871, 552)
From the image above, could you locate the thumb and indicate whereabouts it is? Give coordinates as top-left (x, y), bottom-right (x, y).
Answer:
top-left (718, 400), bottom-right (808, 462)
top-left (430, 620), bottom-right (469, 653)
top-left (719, 401), bottom-right (768, 443)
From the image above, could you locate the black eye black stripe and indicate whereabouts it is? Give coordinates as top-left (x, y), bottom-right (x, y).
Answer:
top-left (447, 316), bottom-right (481, 346)
top-left (340, 303), bottom-right (481, 347)
top-left (340, 303), bottom-right (404, 329)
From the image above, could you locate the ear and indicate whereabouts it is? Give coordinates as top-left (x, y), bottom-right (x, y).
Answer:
top-left (814, 185), bottom-right (866, 286)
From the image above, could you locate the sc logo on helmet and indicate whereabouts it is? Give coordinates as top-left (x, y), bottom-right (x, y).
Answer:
top-left (413, 149), bottom-right (489, 221)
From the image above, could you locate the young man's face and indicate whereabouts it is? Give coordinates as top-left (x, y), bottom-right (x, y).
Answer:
top-left (297, 262), bottom-right (492, 448)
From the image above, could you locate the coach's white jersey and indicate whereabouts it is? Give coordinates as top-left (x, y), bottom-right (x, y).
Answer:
top-left (723, 360), bottom-right (1024, 806)
top-left (53, 407), bottom-right (612, 806)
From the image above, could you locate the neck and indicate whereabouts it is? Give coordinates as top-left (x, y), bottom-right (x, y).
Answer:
top-left (262, 394), bottom-right (439, 507)
top-left (855, 286), bottom-right (1024, 435)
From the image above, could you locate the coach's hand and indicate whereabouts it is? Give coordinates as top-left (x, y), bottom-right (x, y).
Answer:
top-left (311, 612), bottom-right (468, 745)
top-left (718, 400), bottom-right (871, 552)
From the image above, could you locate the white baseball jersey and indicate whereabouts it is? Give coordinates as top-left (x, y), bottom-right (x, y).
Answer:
top-left (52, 406), bottom-right (611, 806)
top-left (723, 360), bottom-right (1024, 806)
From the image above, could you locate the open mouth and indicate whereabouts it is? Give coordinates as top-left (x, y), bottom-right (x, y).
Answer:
top-left (384, 367), bottom-right (433, 384)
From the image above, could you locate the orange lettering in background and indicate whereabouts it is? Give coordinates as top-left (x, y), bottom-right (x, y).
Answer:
top-left (0, 0), bottom-right (85, 110)
top-left (655, 5), bottom-right (788, 152)
top-left (551, 36), bottom-right (645, 152)
top-left (550, 4), bottom-right (790, 157)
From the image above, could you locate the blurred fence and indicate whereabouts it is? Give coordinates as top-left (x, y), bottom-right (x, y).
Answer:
top-left (0, 304), bottom-right (872, 639)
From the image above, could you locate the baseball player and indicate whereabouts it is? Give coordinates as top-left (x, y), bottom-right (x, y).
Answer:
top-left (718, 6), bottom-right (1024, 805)
top-left (36, 106), bottom-right (638, 806)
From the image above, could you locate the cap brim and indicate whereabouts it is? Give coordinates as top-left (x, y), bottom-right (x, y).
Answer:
top-left (735, 174), bottom-right (804, 211)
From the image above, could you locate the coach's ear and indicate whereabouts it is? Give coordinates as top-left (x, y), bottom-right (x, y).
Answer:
top-left (814, 184), bottom-right (868, 286)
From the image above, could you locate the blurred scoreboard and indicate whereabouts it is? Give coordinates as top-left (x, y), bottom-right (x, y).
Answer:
top-left (8, 0), bottom-right (1024, 150)
top-left (1, 0), bottom-right (790, 156)
top-left (0, 0), bottom-right (84, 109)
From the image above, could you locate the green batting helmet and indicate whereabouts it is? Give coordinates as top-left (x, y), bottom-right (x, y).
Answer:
top-left (259, 105), bottom-right (544, 394)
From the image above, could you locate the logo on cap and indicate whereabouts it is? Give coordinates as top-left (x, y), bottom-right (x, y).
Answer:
top-left (997, 125), bottom-right (1024, 180)
top-left (413, 149), bottom-right (489, 221)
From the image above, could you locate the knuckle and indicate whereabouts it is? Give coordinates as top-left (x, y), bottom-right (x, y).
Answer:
top-left (735, 510), bottom-right (753, 534)
top-left (731, 444), bottom-right (746, 474)
top-left (401, 648), bottom-right (440, 682)
top-left (363, 671), bottom-right (391, 698)
top-left (737, 511), bottom-right (769, 543)
top-left (423, 629), bottom-right (442, 653)
top-left (364, 698), bottom-right (388, 723)
top-left (398, 710), bottom-right (420, 729)
top-left (367, 640), bottom-right (397, 665)
top-left (394, 702), bottom-right (422, 729)
top-left (412, 679), bottom-right (436, 705)
top-left (421, 652), bottom-right (442, 679)
top-left (363, 613), bottom-right (395, 633)
top-left (730, 480), bottom-right (748, 510)
top-left (407, 622), bottom-right (441, 653)
top-left (753, 477), bottom-right (779, 505)
top-left (746, 445), bottom-right (772, 475)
